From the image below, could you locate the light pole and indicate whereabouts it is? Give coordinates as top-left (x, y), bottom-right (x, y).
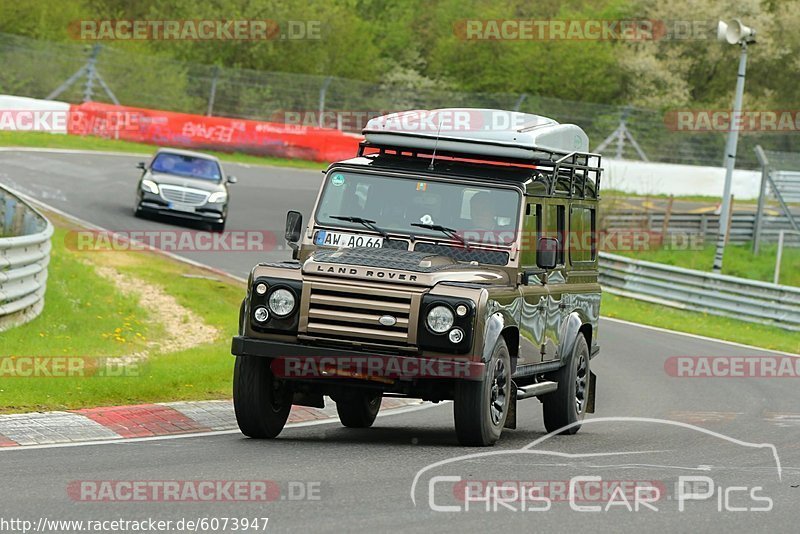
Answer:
top-left (712, 19), bottom-right (756, 273)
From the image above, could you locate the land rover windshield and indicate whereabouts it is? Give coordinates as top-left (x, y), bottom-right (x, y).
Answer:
top-left (315, 171), bottom-right (522, 246)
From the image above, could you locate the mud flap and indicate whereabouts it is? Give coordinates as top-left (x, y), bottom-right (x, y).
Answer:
top-left (585, 371), bottom-right (597, 414)
top-left (504, 385), bottom-right (517, 429)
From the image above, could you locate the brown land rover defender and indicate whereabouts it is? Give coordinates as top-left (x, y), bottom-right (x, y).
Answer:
top-left (231, 109), bottom-right (601, 446)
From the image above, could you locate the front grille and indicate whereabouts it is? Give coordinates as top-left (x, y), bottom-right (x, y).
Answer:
top-left (160, 185), bottom-right (210, 206)
top-left (304, 282), bottom-right (414, 345)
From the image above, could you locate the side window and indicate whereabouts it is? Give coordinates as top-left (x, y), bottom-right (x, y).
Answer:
top-left (520, 202), bottom-right (538, 267)
top-left (546, 204), bottom-right (566, 265)
top-left (569, 206), bottom-right (596, 263)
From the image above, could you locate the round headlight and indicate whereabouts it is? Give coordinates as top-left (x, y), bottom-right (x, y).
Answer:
top-left (455, 304), bottom-right (468, 317)
top-left (268, 288), bottom-right (296, 317)
top-left (449, 328), bottom-right (465, 344)
top-left (426, 305), bottom-right (454, 334)
top-left (254, 306), bottom-right (269, 322)
top-left (255, 283), bottom-right (268, 295)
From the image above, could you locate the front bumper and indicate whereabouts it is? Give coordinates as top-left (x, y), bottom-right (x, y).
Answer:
top-left (137, 191), bottom-right (225, 223)
top-left (138, 200), bottom-right (225, 223)
top-left (231, 336), bottom-right (486, 381)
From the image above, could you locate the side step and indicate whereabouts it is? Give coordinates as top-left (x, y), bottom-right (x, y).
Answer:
top-left (504, 381), bottom-right (558, 429)
top-left (517, 381), bottom-right (558, 400)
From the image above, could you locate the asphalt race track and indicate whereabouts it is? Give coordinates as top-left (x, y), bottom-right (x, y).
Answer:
top-left (1, 149), bottom-right (798, 533)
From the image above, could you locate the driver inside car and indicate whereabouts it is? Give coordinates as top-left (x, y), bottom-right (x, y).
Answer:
top-left (470, 191), bottom-right (499, 231)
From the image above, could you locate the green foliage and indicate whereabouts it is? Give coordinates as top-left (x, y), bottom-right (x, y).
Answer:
top-left (1, 0), bottom-right (794, 110)
top-left (0, 0), bottom-right (798, 164)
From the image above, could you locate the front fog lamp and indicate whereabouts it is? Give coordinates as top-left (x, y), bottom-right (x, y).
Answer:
top-left (253, 306), bottom-right (269, 322)
top-left (268, 288), bottom-right (296, 317)
top-left (448, 328), bottom-right (465, 344)
top-left (426, 305), bottom-right (454, 334)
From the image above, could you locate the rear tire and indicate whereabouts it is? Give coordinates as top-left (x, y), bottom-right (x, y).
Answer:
top-left (454, 338), bottom-right (510, 446)
top-left (336, 392), bottom-right (382, 428)
top-left (233, 355), bottom-right (292, 438)
top-left (542, 334), bottom-right (590, 435)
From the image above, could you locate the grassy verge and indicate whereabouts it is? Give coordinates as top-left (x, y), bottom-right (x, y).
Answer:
top-left (601, 188), bottom-right (735, 204)
top-left (602, 292), bottom-right (800, 354)
top-left (615, 243), bottom-right (800, 287)
top-left (0, 215), bottom-right (243, 413)
top-left (0, 130), bottom-right (327, 170)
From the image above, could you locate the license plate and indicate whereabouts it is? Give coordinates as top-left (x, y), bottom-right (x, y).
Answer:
top-left (168, 202), bottom-right (195, 213)
top-left (314, 230), bottom-right (384, 248)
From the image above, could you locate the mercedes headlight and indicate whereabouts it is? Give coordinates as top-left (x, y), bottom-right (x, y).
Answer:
top-left (141, 179), bottom-right (159, 194)
top-left (208, 191), bottom-right (228, 203)
top-left (426, 305), bottom-right (454, 334)
top-left (268, 288), bottom-right (296, 317)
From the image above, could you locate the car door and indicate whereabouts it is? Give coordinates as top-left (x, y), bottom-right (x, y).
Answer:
top-left (517, 202), bottom-right (547, 365)
top-left (542, 203), bottom-right (567, 362)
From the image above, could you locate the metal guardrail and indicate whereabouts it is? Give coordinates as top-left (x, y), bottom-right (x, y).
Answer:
top-left (603, 210), bottom-right (800, 245)
top-left (599, 252), bottom-right (800, 332)
top-left (0, 185), bottom-right (53, 331)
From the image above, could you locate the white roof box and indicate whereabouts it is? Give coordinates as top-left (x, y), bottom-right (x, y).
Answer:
top-left (363, 108), bottom-right (589, 160)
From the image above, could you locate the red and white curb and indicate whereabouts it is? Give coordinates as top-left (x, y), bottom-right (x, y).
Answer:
top-left (0, 398), bottom-right (422, 448)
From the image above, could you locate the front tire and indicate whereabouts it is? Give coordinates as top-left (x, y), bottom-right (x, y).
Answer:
top-left (454, 338), bottom-right (511, 446)
top-left (212, 220), bottom-right (226, 233)
top-left (233, 355), bottom-right (292, 438)
top-left (542, 334), bottom-right (590, 435)
top-left (336, 392), bottom-right (382, 428)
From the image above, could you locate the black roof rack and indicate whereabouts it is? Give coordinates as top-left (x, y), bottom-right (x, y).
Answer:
top-left (356, 141), bottom-right (603, 200)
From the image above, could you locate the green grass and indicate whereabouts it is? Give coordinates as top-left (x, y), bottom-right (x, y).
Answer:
top-left (2, 228), bottom-right (157, 359)
top-left (615, 243), bottom-right (800, 287)
top-left (0, 130), bottom-right (327, 170)
top-left (602, 188), bottom-right (727, 203)
top-left (602, 292), bottom-right (800, 354)
top-left (0, 220), bottom-right (243, 413)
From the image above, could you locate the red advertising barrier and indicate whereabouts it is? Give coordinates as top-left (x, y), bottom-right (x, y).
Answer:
top-left (67, 102), bottom-right (361, 162)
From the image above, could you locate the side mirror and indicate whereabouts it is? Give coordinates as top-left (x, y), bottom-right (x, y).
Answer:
top-left (227, 175), bottom-right (238, 184)
top-left (536, 237), bottom-right (559, 270)
top-left (136, 162), bottom-right (146, 170)
top-left (285, 211), bottom-right (303, 259)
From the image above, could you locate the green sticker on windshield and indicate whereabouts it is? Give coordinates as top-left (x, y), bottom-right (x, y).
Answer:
top-left (331, 174), bottom-right (345, 186)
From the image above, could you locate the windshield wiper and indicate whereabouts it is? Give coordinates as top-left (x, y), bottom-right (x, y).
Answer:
top-left (410, 223), bottom-right (472, 250)
top-left (330, 215), bottom-right (391, 240)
